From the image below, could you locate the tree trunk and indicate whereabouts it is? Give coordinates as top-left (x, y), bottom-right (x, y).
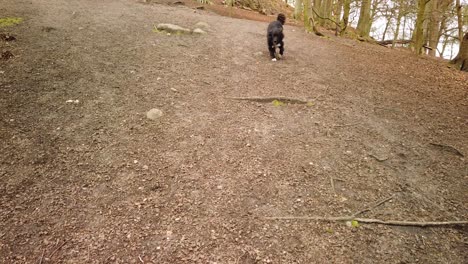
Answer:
top-left (304, 0), bottom-right (323, 35)
top-left (356, 0), bottom-right (372, 38)
top-left (304, 0), bottom-right (312, 31)
top-left (334, 0), bottom-right (343, 23)
top-left (295, 0), bottom-right (303, 19)
top-left (451, 32), bottom-right (468, 71)
top-left (392, 3), bottom-right (404, 48)
top-left (440, 35), bottom-right (448, 56)
top-left (413, 0), bottom-right (429, 55)
top-left (381, 15), bottom-right (391, 41)
top-left (402, 14), bottom-right (407, 40)
top-left (427, 0), bottom-right (441, 56)
top-left (455, 0), bottom-right (463, 42)
top-left (340, 0), bottom-right (350, 35)
top-left (427, 0), bottom-right (451, 57)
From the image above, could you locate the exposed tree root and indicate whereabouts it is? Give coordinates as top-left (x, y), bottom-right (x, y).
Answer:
top-left (227, 96), bottom-right (311, 104)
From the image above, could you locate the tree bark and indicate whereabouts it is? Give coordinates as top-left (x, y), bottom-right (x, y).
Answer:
top-left (392, 4), bottom-right (404, 48)
top-left (455, 0), bottom-right (463, 42)
top-left (356, 0), bottom-right (372, 38)
top-left (413, 0), bottom-right (430, 55)
top-left (427, 0), bottom-right (451, 57)
top-left (340, 0), bottom-right (350, 35)
top-left (334, 0), bottom-right (343, 23)
top-left (451, 32), bottom-right (468, 71)
top-left (295, 0), bottom-right (303, 19)
top-left (381, 14), bottom-right (391, 41)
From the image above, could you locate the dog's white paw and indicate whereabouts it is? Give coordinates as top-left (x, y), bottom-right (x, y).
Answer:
top-left (272, 58), bottom-right (277, 62)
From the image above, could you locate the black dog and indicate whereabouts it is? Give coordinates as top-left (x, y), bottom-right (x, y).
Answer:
top-left (267, 13), bottom-right (286, 61)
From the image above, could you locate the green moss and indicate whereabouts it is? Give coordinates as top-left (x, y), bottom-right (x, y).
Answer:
top-left (0, 17), bottom-right (23, 28)
top-left (351, 220), bottom-right (360, 228)
top-left (272, 100), bottom-right (285, 106)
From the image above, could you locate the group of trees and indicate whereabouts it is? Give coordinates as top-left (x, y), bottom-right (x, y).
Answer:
top-left (293, 0), bottom-right (467, 71)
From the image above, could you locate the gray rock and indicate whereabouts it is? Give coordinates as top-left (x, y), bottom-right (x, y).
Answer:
top-left (192, 28), bottom-right (207, 34)
top-left (146, 108), bottom-right (163, 120)
top-left (156, 23), bottom-right (191, 34)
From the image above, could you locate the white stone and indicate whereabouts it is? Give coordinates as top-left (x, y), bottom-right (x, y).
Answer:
top-left (192, 28), bottom-right (206, 34)
top-left (146, 108), bottom-right (163, 120)
top-left (156, 23), bottom-right (191, 34)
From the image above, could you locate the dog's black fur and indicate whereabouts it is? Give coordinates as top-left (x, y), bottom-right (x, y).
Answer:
top-left (267, 14), bottom-right (286, 59)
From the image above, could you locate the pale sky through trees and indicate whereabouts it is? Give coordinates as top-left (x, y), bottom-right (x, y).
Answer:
top-left (288, 0), bottom-right (467, 59)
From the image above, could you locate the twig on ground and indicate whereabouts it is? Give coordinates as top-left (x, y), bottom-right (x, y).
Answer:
top-left (39, 249), bottom-right (45, 264)
top-left (329, 175), bottom-right (336, 195)
top-left (226, 96), bottom-right (310, 104)
top-left (264, 216), bottom-right (468, 227)
top-left (352, 194), bottom-right (396, 217)
top-left (369, 154), bottom-right (389, 162)
top-left (312, 86), bottom-right (330, 101)
top-left (429, 143), bottom-right (464, 157)
top-left (333, 122), bottom-right (361, 128)
top-left (48, 240), bottom-right (67, 259)
top-left (139, 255), bottom-right (144, 263)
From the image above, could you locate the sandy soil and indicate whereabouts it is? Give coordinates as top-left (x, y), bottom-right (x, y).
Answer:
top-left (1, 0), bottom-right (467, 263)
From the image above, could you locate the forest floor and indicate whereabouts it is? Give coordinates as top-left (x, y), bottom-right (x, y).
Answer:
top-left (1, 0), bottom-right (467, 263)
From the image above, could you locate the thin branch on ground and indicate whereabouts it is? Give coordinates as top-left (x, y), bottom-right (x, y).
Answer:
top-left (265, 216), bottom-right (468, 227)
top-left (39, 249), bottom-right (45, 264)
top-left (333, 122), bottom-right (361, 128)
top-left (369, 154), bottom-right (389, 162)
top-left (329, 175), bottom-right (336, 195)
top-left (48, 240), bottom-right (67, 259)
top-left (429, 143), bottom-right (464, 157)
top-left (352, 194), bottom-right (396, 217)
top-left (227, 96), bottom-right (310, 104)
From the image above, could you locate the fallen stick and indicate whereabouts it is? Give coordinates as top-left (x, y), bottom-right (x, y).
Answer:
top-left (329, 175), bottom-right (336, 195)
top-left (369, 154), bottom-right (389, 162)
top-left (333, 122), bottom-right (361, 128)
top-left (226, 96), bottom-right (310, 104)
top-left (264, 216), bottom-right (468, 227)
top-left (48, 240), bottom-right (67, 259)
top-left (429, 143), bottom-right (464, 157)
top-left (39, 249), bottom-right (45, 264)
top-left (352, 194), bottom-right (396, 217)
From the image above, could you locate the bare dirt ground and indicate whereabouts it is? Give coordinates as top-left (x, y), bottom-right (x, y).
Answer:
top-left (1, 0), bottom-right (467, 263)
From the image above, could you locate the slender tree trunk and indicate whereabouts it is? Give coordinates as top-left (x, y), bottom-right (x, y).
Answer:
top-left (341, 0), bottom-right (350, 35)
top-left (392, 8), bottom-right (403, 48)
top-left (455, 0), bottom-right (463, 42)
top-left (304, 0), bottom-right (312, 31)
top-left (334, 0), bottom-right (343, 23)
top-left (356, 0), bottom-right (372, 38)
top-left (440, 35), bottom-right (448, 57)
top-left (295, 0), bottom-right (303, 19)
top-left (427, 0), bottom-right (441, 56)
top-left (381, 15), bottom-right (391, 41)
top-left (322, 0), bottom-right (333, 27)
top-left (402, 14), bottom-right (407, 40)
top-left (413, 0), bottom-right (429, 55)
top-left (427, 0), bottom-right (451, 56)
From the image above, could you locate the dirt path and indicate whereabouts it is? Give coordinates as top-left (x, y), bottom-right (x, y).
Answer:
top-left (1, 0), bottom-right (467, 263)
